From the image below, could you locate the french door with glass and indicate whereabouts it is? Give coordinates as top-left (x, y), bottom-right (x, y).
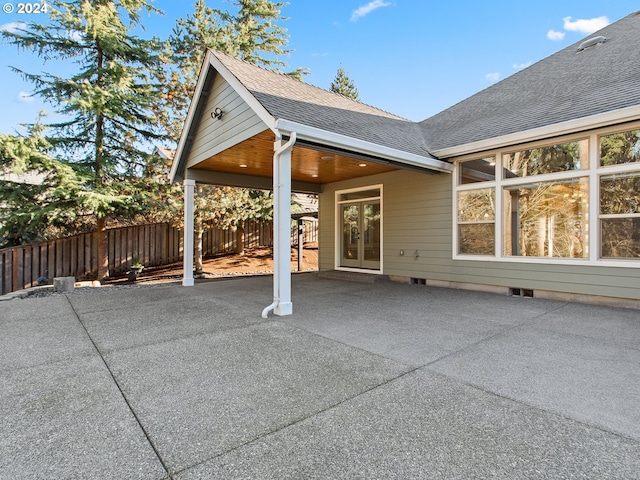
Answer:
top-left (338, 187), bottom-right (381, 270)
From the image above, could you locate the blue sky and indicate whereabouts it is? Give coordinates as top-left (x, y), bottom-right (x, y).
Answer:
top-left (0, 0), bottom-right (637, 136)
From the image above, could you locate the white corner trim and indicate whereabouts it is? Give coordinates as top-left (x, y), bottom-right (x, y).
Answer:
top-left (275, 119), bottom-right (454, 174)
top-left (432, 104), bottom-right (640, 158)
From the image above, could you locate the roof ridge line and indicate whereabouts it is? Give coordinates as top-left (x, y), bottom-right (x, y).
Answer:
top-left (208, 49), bottom-right (410, 122)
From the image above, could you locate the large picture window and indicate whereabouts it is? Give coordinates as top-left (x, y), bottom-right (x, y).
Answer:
top-left (454, 130), bottom-right (640, 266)
top-left (503, 179), bottom-right (588, 258)
top-left (454, 128), bottom-right (640, 265)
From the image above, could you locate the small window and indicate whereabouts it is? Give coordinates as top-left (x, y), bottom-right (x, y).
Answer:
top-left (459, 157), bottom-right (496, 184)
top-left (600, 129), bottom-right (640, 166)
top-left (339, 188), bottom-right (379, 201)
top-left (600, 171), bottom-right (640, 258)
top-left (458, 188), bottom-right (495, 255)
top-left (600, 172), bottom-right (640, 215)
top-left (504, 140), bottom-right (588, 178)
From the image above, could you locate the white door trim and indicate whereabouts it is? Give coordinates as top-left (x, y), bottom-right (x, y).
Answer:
top-left (334, 184), bottom-right (384, 274)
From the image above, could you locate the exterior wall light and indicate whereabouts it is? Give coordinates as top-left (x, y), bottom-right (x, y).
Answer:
top-left (211, 107), bottom-right (224, 120)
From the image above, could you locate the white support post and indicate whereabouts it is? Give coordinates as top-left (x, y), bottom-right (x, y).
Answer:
top-left (183, 178), bottom-right (195, 287)
top-left (274, 139), bottom-right (293, 316)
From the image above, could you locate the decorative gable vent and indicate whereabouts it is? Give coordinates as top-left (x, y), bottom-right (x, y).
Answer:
top-left (577, 35), bottom-right (607, 52)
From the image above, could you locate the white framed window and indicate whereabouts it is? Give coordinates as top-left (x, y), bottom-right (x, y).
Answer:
top-left (458, 188), bottom-right (495, 255)
top-left (598, 129), bottom-right (640, 259)
top-left (454, 124), bottom-right (640, 266)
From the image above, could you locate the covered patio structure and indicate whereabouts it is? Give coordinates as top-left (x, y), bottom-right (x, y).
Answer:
top-left (170, 50), bottom-right (453, 316)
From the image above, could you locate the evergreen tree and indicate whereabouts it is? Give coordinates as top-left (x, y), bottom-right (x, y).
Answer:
top-left (330, 65), bottom-right (360, 100)
top-left (164, 0), bottom-right (307, 137)
top-left (2, 0), bottom-right (168, 279)
top-left (0, 119), bottom-right (84, 247)
top-left (166, 0), bottom-right (305, 269)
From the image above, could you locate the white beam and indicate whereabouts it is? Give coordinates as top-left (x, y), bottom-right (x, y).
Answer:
top-left (183, 179), bottom-right (195, 287)
top-left (274, 139), bottom-right (293, 315)
top-left (185, 169), bottom-right (321, 193)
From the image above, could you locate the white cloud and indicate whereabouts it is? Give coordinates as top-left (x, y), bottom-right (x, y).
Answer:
top-left (563, 16), bottom-right (610, 34)
top-left (512, 61), bottom-right (532, 70)
top-left (485, 72), bottom-right (501, 82)
top-left (67, 29), bottom-right (83, 42)
top-left (350, 1), bottom-right (392, 22)
top-left (547, 29), bottom-right (565, 41)
top-left (17, 92), bottom-right (35, 103)
top-left (0, 21), bottom-right (27, 33)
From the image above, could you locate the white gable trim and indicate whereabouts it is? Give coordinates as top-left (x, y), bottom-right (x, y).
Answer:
top-left (432, 104), bottom-right (640, 159)
top-left (206, 51), bottom-right (276, 130)
top-left (275, 119), bottom-right (453, 174)
top-left (170, 50), bottom-right (277, 182)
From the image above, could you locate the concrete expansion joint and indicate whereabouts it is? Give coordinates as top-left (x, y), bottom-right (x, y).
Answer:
top-left (172, 365), bottom-right (422, 477)
top-left (427, 367), bottom-right (639, 444)
top-left (62, 295), bottom-right (173, 479)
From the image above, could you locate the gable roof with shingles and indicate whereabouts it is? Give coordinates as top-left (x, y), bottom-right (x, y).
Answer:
top-left (176, 10), bottom-right (640, 179)
top-left (420, 10), bottom-right (640, 152)
top-left (209, 50), bottom-right (434, 159)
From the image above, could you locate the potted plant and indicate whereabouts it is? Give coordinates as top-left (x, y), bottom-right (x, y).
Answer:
top-left (128, 258), bottom-right (144, 282)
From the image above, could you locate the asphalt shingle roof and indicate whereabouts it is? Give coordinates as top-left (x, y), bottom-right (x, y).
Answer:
top-left (207, 10), bottom-right (640, 161)
top-left (210, 51), bottom-right (434, 158)
top-left (420, 10), bottom-right (640, 151)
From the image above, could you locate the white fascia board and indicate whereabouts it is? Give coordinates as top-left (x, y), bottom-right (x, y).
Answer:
top-left (170, 50), bottom-right (277, 182)
top-left (275, 119), bottom-right (454, 174)
top-left (432, 104), bottom-right (640, 159)
top-left (169, 52), bottom-right (212, 182)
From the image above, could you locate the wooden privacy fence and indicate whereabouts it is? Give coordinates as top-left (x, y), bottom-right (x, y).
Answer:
top-left (1, 219), bottom-right (317, 295)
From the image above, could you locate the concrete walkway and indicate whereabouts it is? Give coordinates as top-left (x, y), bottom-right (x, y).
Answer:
top-left (1, 273), bottom-right (639, 479)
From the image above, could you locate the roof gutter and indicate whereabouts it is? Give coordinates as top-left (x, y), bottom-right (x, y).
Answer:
top-left (432, 104), bottom-right (640, 159)
top-left (275, 119), bottom-right (453, 174)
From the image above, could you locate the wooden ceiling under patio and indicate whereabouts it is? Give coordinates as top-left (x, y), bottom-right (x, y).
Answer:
top-left (191, 129), bottom-right (399, 186)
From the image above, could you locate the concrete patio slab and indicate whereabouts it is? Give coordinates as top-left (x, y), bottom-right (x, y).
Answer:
top-left (104, 321), bottom-right (411, 475)
top-left (0, 296), bottom-right (96, 370)
top-left (2, 273), bottom-right (639, 479)
top-left (428, 321), bottom-right (640, 440)
top-left (533, 301), bottom-right (640, 350)
top-left (286, 278), bottom-right (568, 366)
top-left (70, 284), bottom-right (268, 353)
top-left (177, 369), bottom-right (640, 480)
top-left (0, 355), bottom-right (167, 479)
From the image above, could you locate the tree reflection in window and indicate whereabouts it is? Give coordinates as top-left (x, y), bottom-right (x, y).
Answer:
top-left (601, 172), bottom-right (640, 258)
top-left (600, 130), bottom-right (640, 166)
top-left (458, 188), bottom-right (495, 255)
top-left (504, 140), bottom-right (588, 177)
top-left (504, 179), bottom-right (588, 258)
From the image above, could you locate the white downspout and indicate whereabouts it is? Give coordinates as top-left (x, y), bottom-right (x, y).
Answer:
top-left (262, 131), bottom-right (296, 318)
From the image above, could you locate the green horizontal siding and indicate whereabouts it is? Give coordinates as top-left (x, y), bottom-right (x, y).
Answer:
top-left (318, 169), bottom-right (640, 300)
